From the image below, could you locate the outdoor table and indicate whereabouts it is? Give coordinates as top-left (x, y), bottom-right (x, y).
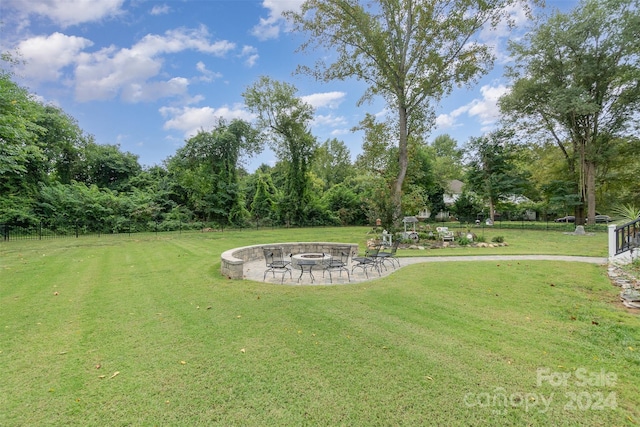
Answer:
top-left (291, 253), bottom-right (331, 283)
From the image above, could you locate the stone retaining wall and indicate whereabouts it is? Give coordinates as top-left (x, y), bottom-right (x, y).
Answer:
top-left (220, 242), bottom-right (359, 280)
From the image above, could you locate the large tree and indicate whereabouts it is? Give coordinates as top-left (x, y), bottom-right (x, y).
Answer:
top-left (430, 134), bottom-right (464, 188)
top-left (243, 77), bottom-right (317, 225)
top-left (311, 138), bottom-right (353, 190)
top-left (499, 0), bottom-right (640, 225)
top-left (465, 130), bottom-right (530, 222)
top-left (287, 0), bottom-right (532, 223)
top-left (167, 119), bottom-right (260, 226)
top-left (0, 70), bottom-right (46, 198)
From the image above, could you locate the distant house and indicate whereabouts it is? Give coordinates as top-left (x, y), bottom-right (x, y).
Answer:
top-left (443, 179), bottom-right (464, 206)
top-left (418, 179), bottom-right (464, 221)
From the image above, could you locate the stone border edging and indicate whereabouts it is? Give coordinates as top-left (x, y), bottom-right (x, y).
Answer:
top-left (220, 242), bottom-right (359, 280)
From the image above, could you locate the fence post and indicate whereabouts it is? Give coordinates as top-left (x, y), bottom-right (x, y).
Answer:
top-left (608, 224), bottom-right (616, 261)
top-left (39, 221), bottom-right (42, 240)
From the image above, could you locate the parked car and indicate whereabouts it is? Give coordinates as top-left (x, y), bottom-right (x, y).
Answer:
top-left (555, 215), bottom-right (575, 223)
top-left (594, 215), bottom-right (612, 223)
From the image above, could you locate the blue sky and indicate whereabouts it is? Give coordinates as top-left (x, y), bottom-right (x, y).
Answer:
top-left (1, 0), bottom-right (578, 171)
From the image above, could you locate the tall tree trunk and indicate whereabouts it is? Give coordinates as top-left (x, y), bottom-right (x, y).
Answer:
top-left (489, 197), bottom-right (496, 223)
top-left (575, 141), bottom-right (587, 226)
top-left (393, 104), bottom-right (409, 224)
top-left (585, 160), bottom-right (597, 224)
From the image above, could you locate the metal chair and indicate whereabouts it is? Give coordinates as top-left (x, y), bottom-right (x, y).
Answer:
top-left (351, 247), bottom-right (381, 278)
top-left (323, 246), bottom-right (351, 283)
top-left (263, 248), bottom-right (292, 283)
top-left (377, 240), bottom-right (400, 269)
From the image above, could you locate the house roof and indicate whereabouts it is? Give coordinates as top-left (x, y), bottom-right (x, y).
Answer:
top-left (447, 179), bottom-right (464, 195)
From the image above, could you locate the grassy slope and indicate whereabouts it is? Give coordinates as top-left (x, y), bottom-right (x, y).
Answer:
top-left (1, 228), bottom-right (637, 426)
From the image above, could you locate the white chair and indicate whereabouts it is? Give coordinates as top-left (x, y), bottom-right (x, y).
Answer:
top-left (436, 227), bottom-right (455, 242)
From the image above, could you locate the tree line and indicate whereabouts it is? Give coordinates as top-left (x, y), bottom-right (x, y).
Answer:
top-left (1, 0), bottom-right (638, 234)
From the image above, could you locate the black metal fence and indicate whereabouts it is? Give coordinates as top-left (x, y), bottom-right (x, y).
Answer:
top-left (614, 218), bottom-right (640, 256)
top-left (1, 217), bottom-right (610, 242)
top-left (0, 221), bottom-right (191, 241)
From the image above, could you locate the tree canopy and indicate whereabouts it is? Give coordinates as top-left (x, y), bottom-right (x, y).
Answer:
top-left (287, 0), bottom-right (534, 223)
top-left (500, 0), bottom-right (640, 224)
top-left (243, 77), bottom-right (319, 225)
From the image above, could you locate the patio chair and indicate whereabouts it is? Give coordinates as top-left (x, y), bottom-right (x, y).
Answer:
top-left (436, 226), bottom-right (455, 242)
top-left (322, 246), bottom-right (351, 283)
top-left (263, 247), bottom-right (292, 283)
top-left (351, 247), bottom-right (381, 278)
top-left (377, 240), bottom-right (400, 269)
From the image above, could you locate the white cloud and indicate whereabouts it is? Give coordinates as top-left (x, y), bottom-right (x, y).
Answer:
top-left (467, 84), bottom-right (509, 124)
top-left (150, 4), bottom-right (171, 16)
top-left (436, 84), bottom-right (509, 129)
top-left (313, 114), bottom-right (348, 128)
top-left (17, 32), bottom-right (93, 81)
top-left (195, 61), bottom-right (222, 82)
top-left (132, 26), bottom-right (235, 57)
top-left (240, 45), bottom-right (259, 68)
top-left (436, 105), bottom-right (470, 129)
top-left (75, 45), bottom-right (162, 102)
top-left (251, 0), bottom-right (304, 40)
top-left (121, 77), bottom-right (190, 103)
top-left (330, 128), bottom-right (350, 136)
top-left (160, 104), bottom-right (255, 138)
top-left (4, 0), bottom-right (125, 27)
top-left (73, 26), bottom-right (235, 102)
top-left (301, 91), bottom-right (346, 109)
top-left (244, 54), bottom-right (259, 68)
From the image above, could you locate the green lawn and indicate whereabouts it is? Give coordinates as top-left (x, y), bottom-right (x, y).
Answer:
top-left (1, 227), bottom-right (638, 426)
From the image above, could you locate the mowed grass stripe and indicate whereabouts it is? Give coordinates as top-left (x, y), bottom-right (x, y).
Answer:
top-left (2, 242), bottom-right (107, 420)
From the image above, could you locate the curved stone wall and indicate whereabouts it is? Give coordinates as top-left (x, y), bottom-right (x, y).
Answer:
top-left (220, 242), bottom-right (359, 280)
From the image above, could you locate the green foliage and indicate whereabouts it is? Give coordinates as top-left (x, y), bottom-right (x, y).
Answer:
top-left (456, 235), bottom-right (472, 246)
top-left (612, 204), bottom-right (640, 222)
top-left (312, 138), bottom-right (354, 190)
top-left (0, 72), bottom-right (47, 198)
top-left (251, 173), bottom-right (277, 223)
top-left (34, 105), bottom-right (84, 184)
top-left (353, 113), bottom-right (395, 174)
top-left (81, 142), bottom-right (142, 191)
top-left (417, 231), bottom-right (433, 241)
top-left (0, 195), bottom-right (38, 225)
top-left (491, 235), bottom-right (505, 243)
top-left (430, 134), bottom-right (464, 187)
top-left (500, 0), bottom-right (640, 222)
top-left (452, 192), bottom-right (482, 222)
top-left (166, 119), bottom-right (259, 227)
top-left (321, 183), bottom-right (365, 225)
top-left (354, 175), bottom-right (395, 228)
top-left (465, 130), bottom-right (531, 221)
